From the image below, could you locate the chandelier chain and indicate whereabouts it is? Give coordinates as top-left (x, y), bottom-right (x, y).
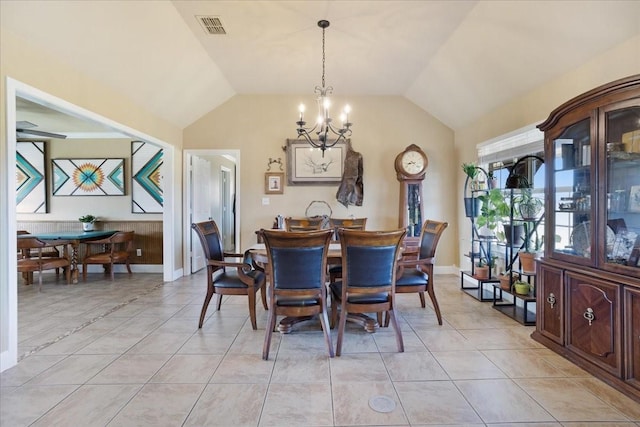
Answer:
top-left (321, 25), bottom-right (326, 88)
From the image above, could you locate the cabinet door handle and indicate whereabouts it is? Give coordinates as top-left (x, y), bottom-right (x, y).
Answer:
top-left (546, 293), bottom-right (556, 309)
top-left (583, 307), bottom-right (595, 326)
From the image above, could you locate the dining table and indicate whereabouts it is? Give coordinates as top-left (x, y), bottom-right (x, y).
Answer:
top-left (248, 242), bottom-right (384, 333)
top-left (18, 230), bottom-right (118, 283)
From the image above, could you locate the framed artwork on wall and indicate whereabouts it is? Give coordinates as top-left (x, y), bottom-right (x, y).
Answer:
top-left (16, 141), bottom-right (47, 213)
top-left (265, 172), bottom-right (284, 194)
top-left (52, 158), bottom-right (125, 196)
top-left (286, 139), bottom-right (345, 185)
top-left (132, 141), bottom-right (163, 213)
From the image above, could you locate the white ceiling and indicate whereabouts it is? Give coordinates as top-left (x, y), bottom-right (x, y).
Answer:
top-left (3, 0), bottom-right (640, 133)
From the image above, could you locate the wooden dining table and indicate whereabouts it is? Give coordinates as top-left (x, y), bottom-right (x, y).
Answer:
top-left (248, 242), bottom-right (389, 333)
top-left (18, 230), bottom-right (118, 283)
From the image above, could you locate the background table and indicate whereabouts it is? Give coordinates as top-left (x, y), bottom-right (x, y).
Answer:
top-left (19, 230), bottom-right (117, 283)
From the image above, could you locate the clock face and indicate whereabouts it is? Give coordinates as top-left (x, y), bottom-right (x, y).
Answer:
top-left (401, 150), bottom-right (426, 175)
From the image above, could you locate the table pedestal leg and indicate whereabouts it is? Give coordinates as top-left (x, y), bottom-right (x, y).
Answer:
top-left (70, 242), bottom-right (79, 284)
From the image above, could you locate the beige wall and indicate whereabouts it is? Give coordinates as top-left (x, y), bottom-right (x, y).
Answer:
top-left (1, 28), bottom-right (183, 269)
top-left (184, 94), bottom-right (458, 266)
top-left (454, 35), bottom-right (640, 269)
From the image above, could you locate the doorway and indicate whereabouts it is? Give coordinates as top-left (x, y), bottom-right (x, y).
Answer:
top-left (1, 78), bottom-right (177, 372)
top-left (183, 150), bottom-right (240, 275)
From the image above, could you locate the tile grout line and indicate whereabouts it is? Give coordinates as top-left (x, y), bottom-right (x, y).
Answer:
top-left (18, 282), bottom-right (167, 361)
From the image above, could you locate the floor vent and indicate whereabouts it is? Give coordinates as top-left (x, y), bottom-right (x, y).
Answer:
top-left (197, 16), bottom-right (226, 35)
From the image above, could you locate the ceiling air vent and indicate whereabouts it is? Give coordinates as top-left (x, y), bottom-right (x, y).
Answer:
top-left (197, 16), bottom-right (226, 35)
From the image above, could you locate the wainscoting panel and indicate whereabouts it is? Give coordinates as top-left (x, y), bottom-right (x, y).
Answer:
top-left (16, 220), bottom-right (163, 265)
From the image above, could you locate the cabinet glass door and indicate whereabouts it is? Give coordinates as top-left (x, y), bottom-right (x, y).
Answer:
top-left (604, 104), bottom-right (640, 273)
top-left (407, 183), bottom-right (422, 237)
top-left (552, 118), bottom-right (593, 261)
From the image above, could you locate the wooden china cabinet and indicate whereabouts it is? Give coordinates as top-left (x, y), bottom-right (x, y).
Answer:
top-left (533, 75), bottom-right (640, 401)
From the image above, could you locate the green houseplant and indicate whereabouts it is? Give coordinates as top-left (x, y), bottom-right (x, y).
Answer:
top-left (476, 188), bottom-right (510, 236)
top-left (79, 214), bottom-right (97, 231)
top-left (462, 163), bottom-right (483, 217)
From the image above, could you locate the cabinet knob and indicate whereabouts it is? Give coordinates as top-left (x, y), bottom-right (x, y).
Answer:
top-left (546, 293), bottom-right (556, 309)
top-left (583, 307), bottom-right (595, 326)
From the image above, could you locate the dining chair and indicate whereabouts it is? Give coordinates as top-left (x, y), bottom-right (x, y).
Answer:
top-left (329, 228), bottom-right (406, 356)
top-left (261, 228), bottom-right (334, 359)
top-left (82, 231), bottom-right (134, 281)
top-left (284, 217), bottom-right (323, 232)
top-left (192, 221), bottom-right (267, 330)
top-left (395, 220), bottom-right (449, 325)
top-left (17, 237), bottom-right (71, 291)
top-left (17, 230), bottom-right (62, 279)
top-left (327, 217), bottom-right (367, 283)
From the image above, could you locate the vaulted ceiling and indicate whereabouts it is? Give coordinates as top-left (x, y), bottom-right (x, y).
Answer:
top-left (2, 1), bottom-right (639, 133)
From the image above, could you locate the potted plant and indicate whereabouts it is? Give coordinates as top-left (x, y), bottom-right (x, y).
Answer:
top-left (79, 214), bottom-right (97, 231)
top-left (498, 270), bottom-right (519, 291)
top-left (476, 188), bottom-right (510, 237)
top-left (512, 279), bottom-right (530, 295)
top-left (519, 225), bottom-right (543, 272)
top-left (462, 163), bottom-right (483, 217)
top-left (515, 188), bottom-right (544, 221)
top-left (475, 256), bottom-right (496, 280)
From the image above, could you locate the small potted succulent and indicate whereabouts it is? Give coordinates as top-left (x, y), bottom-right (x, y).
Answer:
top-left (512, 279), bottom-right (530, 295)
top-left (79, 214), bottom-right (97, 231)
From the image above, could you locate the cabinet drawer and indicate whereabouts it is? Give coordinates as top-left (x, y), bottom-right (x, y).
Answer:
top-left (537, 263), bottom-right (564, 344)
top-left (567, 272), bottom-right (622, 376)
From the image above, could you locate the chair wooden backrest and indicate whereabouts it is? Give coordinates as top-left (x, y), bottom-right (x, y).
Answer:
top-left (191, 220), bottom-right (225, 268)
top-left (329, 217), bottom-right (367, 240)
top-left (261, 229), bottom-right (335, 359)
top-left (417, 220), bottom-right (449, 260)
top-left (284, 217), bottom-right (323, 232)
top-left (332, 228), bottom-right (406, 355)
top-left (82, 231), bottom-right (134, 280)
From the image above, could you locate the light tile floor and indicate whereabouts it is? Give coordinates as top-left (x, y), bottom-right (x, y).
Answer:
top-left (2, 272), bottom-right (639, 426)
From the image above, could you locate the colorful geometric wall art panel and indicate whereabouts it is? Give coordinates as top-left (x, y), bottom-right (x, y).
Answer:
top-left (132, 141), bottom-right (163, 213)
top-left (16, 141), bottom-right (47, 213)
top-left (52, 158), bottom-right (125, 196)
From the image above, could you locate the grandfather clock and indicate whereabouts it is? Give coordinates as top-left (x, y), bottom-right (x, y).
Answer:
top-left (395, 144), bottom-right (428, 248)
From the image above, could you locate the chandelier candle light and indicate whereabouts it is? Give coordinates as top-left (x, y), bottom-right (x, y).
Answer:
top-left (296, 20), bottom-right (352, 157)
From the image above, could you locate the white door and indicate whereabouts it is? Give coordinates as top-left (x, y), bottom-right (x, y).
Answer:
top-left (220, 167), bottom-right (233, 252)
top-left (191, 155), bottom-right (212, 273)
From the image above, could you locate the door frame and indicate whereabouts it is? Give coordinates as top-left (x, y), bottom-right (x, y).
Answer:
top-left (1, 77), bottom-right (177, 372)
top-left (183, 149), bottom-right (240, 275)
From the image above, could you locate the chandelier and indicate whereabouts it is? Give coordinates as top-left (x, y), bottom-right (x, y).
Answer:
top-left (296, 20), bottom-right (352, 157)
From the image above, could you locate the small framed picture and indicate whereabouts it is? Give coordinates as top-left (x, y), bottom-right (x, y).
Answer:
top-left (265, 172), bottom-right (284, 194)
top-left (629, 185), bottom-right (640, 212)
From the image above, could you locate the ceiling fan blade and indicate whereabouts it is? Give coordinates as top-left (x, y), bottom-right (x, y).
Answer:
top-left (16, 128), bottom-right (67, 139)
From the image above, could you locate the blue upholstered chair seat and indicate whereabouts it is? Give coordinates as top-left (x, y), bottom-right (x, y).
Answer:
top-left (329, 282), bottom-right (389, 304)
top-left (276, 298), bottom-right (321, 307)
top-left (212, 270), bottom-right (265, 289)
top-left (395, 268), bottom-right (428, 286)
top-left (328, 265), bottom-right (342, 274)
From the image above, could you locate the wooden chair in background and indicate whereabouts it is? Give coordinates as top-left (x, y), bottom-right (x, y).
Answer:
top-left (329, 228), bottom-right (406, 356)
top-left (82, 231), bottom-right (134, 281)
top-left (17, 237), bottom-right (71, 291)
top-left (17, 230), bottom-right (62, 278)
top-left (260, 229), bottom-right (334, 360)
top-left (284, 217), bottom-right (323, 232)
top-left (395, 220), bottom-right (449, 325)
top-left (191, 221), bottom-right (267, 330)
